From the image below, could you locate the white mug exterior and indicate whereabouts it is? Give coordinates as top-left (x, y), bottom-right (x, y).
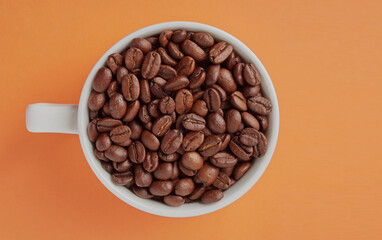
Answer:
top-left (28, 21), bottom-right (279, 217)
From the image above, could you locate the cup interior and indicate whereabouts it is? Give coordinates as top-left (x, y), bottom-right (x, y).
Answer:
top-left (78, 21), bottom-right (279, 217)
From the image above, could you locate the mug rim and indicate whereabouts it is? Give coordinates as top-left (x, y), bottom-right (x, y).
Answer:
top-left (78, 21), bottom-right (279, 217)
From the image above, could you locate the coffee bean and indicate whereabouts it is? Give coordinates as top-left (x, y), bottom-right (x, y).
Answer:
top-left (233, 162), bottom-right (251, 180)
top-left (134, 165), bottom-right (153, 187)
top-left (88, 118), bottom-right (99, 142)
top-left (221, 165), bottom-right (234, 177)
top-left (159, 151), bottom-right (180, 162)
top-left (242, 85), bottom-right (261, 98)
top-left (164, 75), bottom-right (189, 92)
top-left (92, 67), bottom-right (112, 93)
top-left (116, 138), bottom-right (132, 147)
top-left (159, 30), bottom-right (173, 47)
top-left (175, 178), bottom-right (195, 196)
top-left (188, 67), bottom-right (206, 89)
top-left (219, 134), bottom-right (231, 151)
top-left (172, 29), bottom-right (187, 43)
top-left (151, 115), bottom-right (172, 137)
top-left (217, 68), bottom-right (237, 93)
top-left (153, 162), bottom-right (173, 180)
top-left (145, 36), bottom-right (159, 49)
top-left (147, 99), bottom-right (161, 118)
top-left (225, 52), bottom-right (241, 71)
top-left (110, 125), bottom-right (131, 144)
top-left (105, 145), bottom-right (128, 162)
top-left (206, 64), bottom-right (220, 85)
top-left (161, 129), bottom-right (183, 154)
top-left (97, 118), bottom-right (122, 132)
top-left (188, 187), bottom-right (205, 200)
top-left (125, 48), bottom-right (144, 71)
top-left (88, 91), bottom-right (106, 111)
top-left (247, 96), bottom-right (272, 115)
top-left (191, 100), bottom-right (208, 117)
top-left (211, 84), bottom-right (227, 102)
top-left (96, 133), bottom-right (111, 151)
top-left (89, 110), bottom-right (99, 120)
top-left (116, 67), bottom-right (129, 84)
top-left (207, 113), bottom-right (226, 134)
top-left (229, 136), bottom-right (253, 161)
top-left (128, 120), bottom-right (143, 140)
top-left (149, 180), bottom-right (174, 196)
top-left (129, 38), bottom-right (152, 54)
top-left (158, 65), bottom-right (177, 80)
top-left (123, 100), bottom-right (140, 122)
top-left (141, 51), bottom-right (161, 79)
top-left (181, 152), bottom-right (204, 171)
top-left (139, 79), bottom-right (151, 104)
top-left (128, 141), bottom-right (146, 163)
top-left (181, 40), bottom-right (206, 62)
top-left (141, 130), bottom-right (160, 151)
top-left (230, 91), bottom-right (247, 111)
top-left (243, 63), bottom-right (261, 86)
top-left (182, 113), bottom-right (206, 131)
top-left (107, 81), bottom-right (119, 98)
top-left (232, 63), bottom-right (245, 86)
top-left (210, 152), bottom-right (237, 168)
top-left (241, 112), bottom-right (260, 130)
top-left (138, 105), bottom-right (151, 124)
top-left (113, 159), bottom-right (133, 172)
top-left (142, 151), bottom-right (159, 172)
top-left (255, 115), bottom-right (268, 131)
top-left (209, 41), bottom-right (233, 64)
top-left (171, 162), bottom-right (180, 180)
top-left (203, 88), bottom-right (221, 112)
top-left (179, 162), bottom-right (197, 176)
top-left (111, 171), bottom-right (134, 186)
top-left (192, 32), bottom-right (214, 48)
top-left (150, 77), bottom-right (168, 98)
top-left (253, 131), bottom-right (268, 158)
top-left (107, 53), bottom-right (123, 74)
top-left (197, 162), bottom-right (219, 186)
top-left (122, 74), bottom-right (140, 101)
top-left (213, 172), bottom-right (231, 190)
top-left (164, 195), bottom-right (185, 207)
top-left (158, 96), bottom-right (175, 114)
top-left (109, 93), bottom-right (127, 119)
top-left (132, 186), bottom-right (153, 199)
top-left (167, 42), bottom-right (184, 60)
top-left (176, 56), bottom-right (195, 76)
top-left (239, 128), bottom-right (260, 146)
top-left (198, 135), bottom-right (222, 157)
top-left (225, 109), bottom-right (242, 133)
top-left (101, 161), bottom-right (114, 174)
top-left (182, 131), bottom-right (204, 151)
top-left (157, 47), bottom-right (177, 66)
top-left (175, 89), bottom-right (193, 114)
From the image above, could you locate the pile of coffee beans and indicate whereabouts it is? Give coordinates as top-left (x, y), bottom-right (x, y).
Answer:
top-left (87, 29), bottom-right (272, 206)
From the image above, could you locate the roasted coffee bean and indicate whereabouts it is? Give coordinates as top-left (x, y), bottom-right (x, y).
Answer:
top-left (154, 162), bottom-right (173, 180)
top-left (176, 56), bottom-right (196, 76)
top-left (181, 40), bottom-right (206, 62)
top-left (191, 100), bottom-right (208, 117)
top-left (179, 162), bottom-right (197, 176)
top-left (210, 152), bottom-right (237, 168)
top-left (221, 165), bottom-right (235, 177)
top-left (105, 145), bottom-right (128, 162)
top-left (206, 64), bottom-right (220, 85)
top-left (225, 52), bottom-right (241, 71)
top-left (141, 51), bottom-right (161, 79)
top-left (107, 53), bottom-right (123, 74)
top-left (107, 81), bottom-right (119, 98)
top-left (161, 129), bottom-right (183, 154)
top-left (207, 113), bottom-right (226, 134)
top-left (217, 108), bottom-right (224, 117)
top-left (117, 138), bottom-right (132, 147)
top-left (151, 115), bottom-right (172, 137)
top-left (147, 99), bottom-right (161, 118)
top-left (188, 186), bottom-right (205, 200)
top-left (211, 84), bottom-right (227, 102)
top-left (92, 67), bottom-right (112, 93)
top-left (182, 113), bottom-right (206, 131)
top-left (129, 38), bottom-right (152, 54)
top-left (149, 180), bottom-right (174, 196)
top-left (97, 118), bottom-right (122, 132)
top-left (175, 178), bottom-right (195, 196)
top-left (188, 67), bottom-right (206, 89)
top-left (101, 161), bottom-right (114, 174)
top-left (232, 63), bottom-right (245, 86)
top-left (111, 171), bottom-right (134, 186)
top-left (182, 131), bottom-right (204, 151)
top-left (116, 67), bottom-right (129, 84)
top-left (247, 96), bottom-right (272, 115)
top-left (217, 68), bottom-right (237, 93)
top-left (164, 195), bottom-right (185, 207)
top-left (229, 136), bottom-right (253, 161)
top-left (253, 131), bottom-right (268, 158)
top-left (138, 105), bottom-right (151, 124)
top-left (128, 141), bottom-right (146, 163)
top-left (132, 186), bottom-right (153, 199)
top-left (256, 115), bottom-right (268, 131)
top-left (201, 189), bottom-right (224, 203)
top-left (150, 77), bottom-right (168, 98)
top-left (123, 100), bottom-right (140, 122)
top-left (192, 32), bottom-right (214, 48)
top-left (159, 151), bottom-right (180, 162)
top-left (175, 114), bottom-right (186, 134)
top-left (181, 152), bottom-right (204, 171)
top-left (113, 159), bottom-right (133, 172)
top-left (159, 30), bottom-right (173, 47)
top-left (125, 48), bottom-right (143, 71)
top-left (198, 135), bottom-right (222, 157)
top-left (141, 130), bottom-right (160, 151)
top-left (89, 110), bottom-right (99, 120)
top-left (135, 165), bottom-right (153, 187)
top-left (157, 47), bottom-right (177, 66)
top-left (197, 162), bottom-right (219, 186)
top-left (96, 133), bottom-right (111, 151)
top-left (88, 119), bottom-right (99, 142)
top-left (203, 88), bottom-right (221, 112)
top-left (122, 74), bottom-right (140, 101)
top-left (233, 162), bottom-right (251, 180)
top-left (170, 111), bottom-right (176, 123)
top-left (109, 93), bottom-right (127, 119)
top-left (171, 162), bottom-right (180, 180)
top-left (165, 75), bottom-right (189, 92)
top-left (139, 79), bottom-right (151, 104)
top-left (213, 172), bottom-right (231, 190)
top-left (221, 100), bottom-right (232, 110)
top-left (219, 134), bottom-right (231, 151)
top-left (243, 63), bottom-right (261, 86)
top-left (167, 42), bottom-right (184, 60)
top-left (175, 89), bottom-right (193, 114)
top-left (142, 151), bottom-right (159, 172)
top-left (225, 109), bottom-right (242, 133)
top-left (158, 65), bottom-right (177, 80)
top-left (145, 36), bottom-right (159, 49)
top-left (201, 126), bottom-right (213, 137)
top-left (243, 85), bottom-right (261, 98)
top-left (110, 125), bottom-right (131, 144)
top-left (230, 91), bottom-right (247, 111)
top-left (88, 91), bottom-right (106, 111)
top-left (101, 102), bottom-right (110, 117)
top-left (209, 41), bottom-right (233, 64)
top-left (172, 29), bottom-right (187, 43)
top-left (158, 96), bottom-right (175, 114)
top-left (128, 120), bottom-right (143, 140)
top-left (241, 112), bottom-right (260, 130)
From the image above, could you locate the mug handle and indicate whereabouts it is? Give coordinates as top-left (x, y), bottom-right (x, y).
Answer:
top-left (26, 103), bottom-right (78, 134)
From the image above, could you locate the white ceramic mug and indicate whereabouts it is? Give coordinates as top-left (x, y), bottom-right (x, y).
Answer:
top-left (26, 21), bottom-right (279, 217)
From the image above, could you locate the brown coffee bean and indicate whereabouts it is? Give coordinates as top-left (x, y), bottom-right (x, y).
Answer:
top-left (92, 67), bottom-right (112, 93)
top-left (217, 108), bottom-right (224, 117)
top-left (153, 162), bottom-right (173, 180)
top-left (123, 100), bottom-right (140, 123)
top-left (125, 48), bottom-right (143, 71)
top-left (101, 161), bottom-right (114, 174)
top-left (211, 84), bottom-right (227, 102)
top-left (221, 100), bottom-right (232, 110)
top-left (113, 159), bottom-right (133, 172)
top-left (145, 36), bottom-right (159, 49)
top-left (243, 63), bottom-right (261, 86)
top-left (233, 162), bottom-right (251, 180)
top-left (176, 56), bottom-right (195, 76)
top-left (150, 77), bottom-right (168, 98)
top-left (97, 118), bottom-right (122, 132)
top-left (116, 138), bottom-right (132, 147)
top-left (128, 120), bottom-right (143, 140)
top-left (149, 180), bottom-right (174, 196)
top-left (229, 136), bottom-right (253, 161)
top-left (88, 118), bottom-right (99, 142)
top-left (217, 68), bottom-right (237, 93)
top-left (157, 47), bottom-right (177, 67)
top-left (225, 52), bottom-right (241, 71)
top-left (181, 152), bottom-right (204, 171)
top-left (106, 53), bottom-right (123, 74)
top-left (111, 171), bottom-right (134, 187)
top-left (175, 178), bottom-right (195, 196)
top-left (253, 131), bottom-right (268, 158)
top-left (198, 135), bottom-right (222, 157)
top-left (255, 115), bottom-right (268, 131)
top-left (181, 40), bottom-right (206, 62)
top-left (219, 134), bottom-right (231, 151)
top-left (243, 85), bottom-right (261, 98)
top-left (203, 88), bottom-right (221, 112)
top-left (142, 151), bottom-right (159, 172)
top-left (213, 172), bottom-right (231, 190)
top-left (121, 74), bottom-right (140, 101)
top-left (105, 145), bottom-right (128, 162)
top-left (159, 151), bottom-right (180, 162)
top-left (152, 115), bottom-right (172, 137)
top-left (164, 195), bottom-right (185, 207)
top-left (139, 79), bottom-right (151, 104)
top-left (159, 30), bottom-right (173, 47)
top-left (158, 96), bottom-right (175, 114)
top-left (141, 51), bottom-right (161, 79)
top-left (128, 141), bottom-right (146, 163)
top-left (210, 152), bottom-right (237, 168)
top-left (175, 89), bottom-right (193, 114)
top-left (232, 63), bottom-right (245, 86)
top-left (191, 100), bottom-right (208, 117)
top-left (205, 64), bottom-right (220, 85)
top-left (221, 165), bottom-right (234, 177)
top-left (116, 67), bottom-right (129, 84)
top-left (182, 131), bottom-right (204, 151)
top-left (146, 99), bottom-right (160, 118)
top-left (164, 75), bottom-right (189, 92)
top-left (107, 81), bottom-right (119, 98)
top-left (188, 187), bottom-right (205, 200)
top-left (207, 113), bottom-right (226, 134)
top-left (172, 29), bottom-right (187, 43)
top-left (192, 32), bottom-right (214, 48)
top-left (158, 65), bottom-right (177, 80)
top-left (247, 96), bottom-right (272, 115)
top-left (167, 42), bottom-right (184, 60)
top-left (89, 110), bottom-right (99, 120)
top-left (101, 102), bottom-right (110, 116)
top-left (138, 105), bottom-right (151, 124)
top-left (230, 91), bottom-right (247, 111)
top-left (182, 113), bottom-right (206, 131)
top-left (129, 38), bottom-right (152, 54)
top-left (161, 129), bottom-right (183, 154)
top-left (141, 130), bottom-right (160, 151)
top-left (110, 125), bottom-right (131, 144)
top-left (225, 109), bottom-right (242, 133)
top-left (197, 162), bottom-right (219, 186)
top-left (241, 112), bottom-right (260, 130)
top-left (188, 67), bottom-right (206, 89)
top-left (171, 162), bottom-right (180, 180)
top-left (96, 133), bottom-right (111, 151)
top-left (179, 162), bottom-right (197, 176)
top-left (134, 165), bottom-right (153, 187)
top-left (108, 93), bottom-right (127, 119)
top-left (88, 91), bottom-right (106, 111)
top-left (209, 41), bottom-right (233, 64)
top-left (132, 186), bottom-right (153, 199)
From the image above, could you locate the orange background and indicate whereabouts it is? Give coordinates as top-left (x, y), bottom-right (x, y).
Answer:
top-left (0, 0), bottom-right (381, 239)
